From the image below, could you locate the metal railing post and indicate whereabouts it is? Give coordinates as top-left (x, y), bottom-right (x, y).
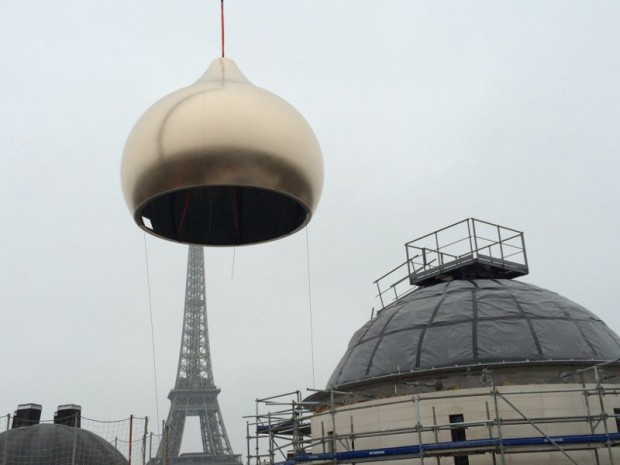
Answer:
top-left (255, 400), bottom-right (261, 465)
top-left (142, 416), bottom-right (148, 465)
top-left (580, 374), bottom-right (602, 465)
top-left (128, 414), bottom-right (134, 465)
top-left (467, 219), bottom-right (474, 255)
top-left (520, 232), bottom-right (528, 269)
top-left (594, 367), bottom-right (615, 465)
top-left (490, 377), bottom-right (507, 465)
top-left (350, 416), bottom-right (355, 452)
top-left (246, 421), bottom-right (251, 465)
top-left (268, 413), bottom-right (275, 465)
top-left (485, 401), bottom-right (497, 465)
top-left (471, 220), bottom-right (479, 257)
top-left (405, 244), bottom-right (412, 277)
top-left (414, 395), bottom-right (424, 464)
top-left (431, 407), bottom-right (440, 465)
top-left (497, 225), bottom-right (504, 263)
top-left (330, 389), bottom-right (337, 455)
top-left (292, 401), bottom-right (300, 454)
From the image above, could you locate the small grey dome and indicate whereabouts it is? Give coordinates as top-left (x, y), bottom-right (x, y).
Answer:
top-left (328, 279), bottom-right (620, 388)
top-left (0, 424), bottom-right (128, 465)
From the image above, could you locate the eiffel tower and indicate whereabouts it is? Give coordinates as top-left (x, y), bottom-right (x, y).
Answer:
top-left (156, 246), bottom-right (242, 465)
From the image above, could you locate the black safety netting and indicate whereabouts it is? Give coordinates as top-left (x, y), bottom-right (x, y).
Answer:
top-left (328, 279), bottom-right (620, 387)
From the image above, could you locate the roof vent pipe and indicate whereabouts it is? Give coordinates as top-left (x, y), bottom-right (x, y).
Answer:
top-left (12, 403), bottom-right (42, 429)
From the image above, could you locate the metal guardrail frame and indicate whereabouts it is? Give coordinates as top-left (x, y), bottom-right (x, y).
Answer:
top-left (405, 218), bottom-right (528, 284)
top-left (374, 219), bottom-right (529, 309)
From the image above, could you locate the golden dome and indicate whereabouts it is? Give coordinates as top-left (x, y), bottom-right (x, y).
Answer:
top-left (121, 58), bottom-right (323, 246)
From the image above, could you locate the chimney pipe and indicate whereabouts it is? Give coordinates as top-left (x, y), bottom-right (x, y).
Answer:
top-left (54, 404), bottom-right (81, 428)
top-left (12, 403), bottom-right (42, 429)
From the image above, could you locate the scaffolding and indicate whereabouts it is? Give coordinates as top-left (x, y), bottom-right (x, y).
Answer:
top-left (246, 366), bottom-right (620, 465)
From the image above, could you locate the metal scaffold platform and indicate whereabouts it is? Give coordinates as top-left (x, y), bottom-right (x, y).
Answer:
top-left (374, 218), bottom-right (529, 309)
top-left (246, 366), bottom-right (620, 465)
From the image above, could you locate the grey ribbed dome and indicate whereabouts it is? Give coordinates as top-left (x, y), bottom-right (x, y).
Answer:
top-left (0, 424), bottom-right (128, 465)
top-left (328, 279), bottom-right (620, 388)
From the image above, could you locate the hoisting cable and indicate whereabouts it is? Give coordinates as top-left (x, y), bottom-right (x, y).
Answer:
top-left (305, 227), bottom-right (317, 388)
top-left (143, 233), bottom-right (161, 434)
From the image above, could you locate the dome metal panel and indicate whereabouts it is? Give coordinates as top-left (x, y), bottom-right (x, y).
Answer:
top-left (327, 279), bottom-right (620, 388)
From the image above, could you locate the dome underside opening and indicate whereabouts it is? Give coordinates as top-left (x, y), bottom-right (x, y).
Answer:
top-left (328, 280), bottom-right (620, 388)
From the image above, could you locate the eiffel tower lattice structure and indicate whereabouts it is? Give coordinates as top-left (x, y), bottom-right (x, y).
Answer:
top-left (157, 246), bottom-right (242, 465)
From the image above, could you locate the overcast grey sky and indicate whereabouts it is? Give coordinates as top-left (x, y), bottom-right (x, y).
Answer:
top-left (1, 0), bottom-right (619, 457)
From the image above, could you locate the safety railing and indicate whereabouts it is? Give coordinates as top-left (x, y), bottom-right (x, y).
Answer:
top-left (374, 219), bottom-right (529, 309)
top-left (406, 218), bottom-right (528, 285)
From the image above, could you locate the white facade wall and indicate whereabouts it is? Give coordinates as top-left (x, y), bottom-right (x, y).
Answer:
top-left (309, 384), bottom-right (620, 464)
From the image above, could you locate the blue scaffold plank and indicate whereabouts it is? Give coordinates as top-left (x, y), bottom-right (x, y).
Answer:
top-left (278, 432), bottom-right (620, 465)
